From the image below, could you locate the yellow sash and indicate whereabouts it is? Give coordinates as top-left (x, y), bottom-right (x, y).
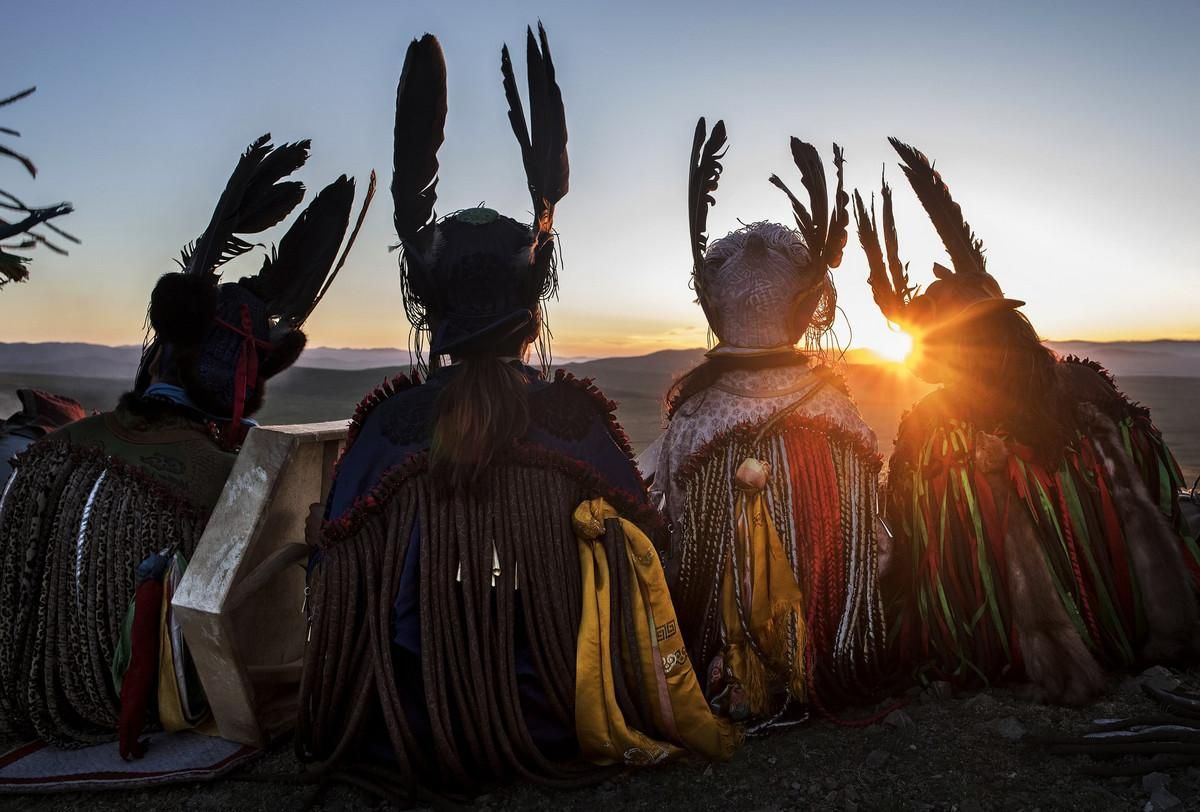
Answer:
top-left (573, 499), bottom-right (739, 766)
top-left (719, 466), bottom-right (808, 715)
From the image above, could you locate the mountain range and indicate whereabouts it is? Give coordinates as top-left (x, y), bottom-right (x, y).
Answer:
top-left (0, 340), bottom-right (1195, 480)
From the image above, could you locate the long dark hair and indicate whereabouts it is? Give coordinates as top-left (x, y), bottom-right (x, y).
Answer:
top-left (666, 351), bottom-right (812, 419)
top-left (945, 309), bottom-right (1073, 464)
top-left (429, 317), bottom-right (541, 490)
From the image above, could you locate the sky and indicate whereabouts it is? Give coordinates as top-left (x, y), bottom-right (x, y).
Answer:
top-left (2, 0), bottom-right (1197, 360)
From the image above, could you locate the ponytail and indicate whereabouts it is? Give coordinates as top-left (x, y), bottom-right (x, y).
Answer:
top-left (430, 357), bottom-right (531, 490)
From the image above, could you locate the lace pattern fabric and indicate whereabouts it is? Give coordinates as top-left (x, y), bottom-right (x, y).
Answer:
top-left (653, 365), bottom-right (876, 523)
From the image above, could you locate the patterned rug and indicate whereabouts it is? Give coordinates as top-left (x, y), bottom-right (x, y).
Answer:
top-left (0, 731), bottom-right (259, 793)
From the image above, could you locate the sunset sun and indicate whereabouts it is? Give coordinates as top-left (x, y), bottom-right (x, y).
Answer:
top-left (871, 329), bottom-right (913, 364)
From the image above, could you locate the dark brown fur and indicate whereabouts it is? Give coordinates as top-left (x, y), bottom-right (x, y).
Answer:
top-left (1077, 404), bottom-right (1200, 663)
top-left (975, 431), bottom-right (1106, 704)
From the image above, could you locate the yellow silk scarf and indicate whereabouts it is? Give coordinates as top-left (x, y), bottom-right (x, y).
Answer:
top-left (573, 498), bottom-right (739, 766)
top-left (719, 466), bottom-right (808, 715)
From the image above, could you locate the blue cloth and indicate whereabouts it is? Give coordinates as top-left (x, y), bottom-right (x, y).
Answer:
top-left (0, 431), bottom-right (36, 489)
top-left (142, 383), bottom-right (259, 428)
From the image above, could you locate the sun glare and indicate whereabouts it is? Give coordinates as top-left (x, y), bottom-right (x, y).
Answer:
top-left (872, 329), bottom-right (913, 364)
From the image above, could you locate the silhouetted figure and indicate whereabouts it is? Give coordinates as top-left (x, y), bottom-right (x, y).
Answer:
top-left (296, 30), bottom-right (734, 795)
top-left (856, 138), bottom-right (1199, 703)
top-left (0, 135), bottom-right (368, 752)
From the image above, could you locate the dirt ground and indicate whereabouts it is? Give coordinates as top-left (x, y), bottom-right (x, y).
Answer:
top-left (3, 667), bottom-right (1199, 812)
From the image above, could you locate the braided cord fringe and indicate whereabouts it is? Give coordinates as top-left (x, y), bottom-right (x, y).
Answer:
top-left (0, 442), bottom-right (205, 746)
top-left (299, 465), bottom-right (608, 790)
top-left (674, 416), bottom-right (886, 713)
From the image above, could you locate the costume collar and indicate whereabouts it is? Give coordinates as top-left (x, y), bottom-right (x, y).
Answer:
top-left (142, 383), bottom-right (259, 428)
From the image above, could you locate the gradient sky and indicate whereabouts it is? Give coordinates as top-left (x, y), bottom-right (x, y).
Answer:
top-left (2, 0), bottom-right (1197, 359)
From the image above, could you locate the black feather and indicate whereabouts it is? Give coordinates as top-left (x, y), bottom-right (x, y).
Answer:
top-left (502, 22), bottom-right (569, 232)
top-left (254, 175), bottom-right (356, 327)
top-left (790, 138), bottom-right (828, 258)
top-left (824, 144), bottom-right (849, 269)
top-left (880, 173), bottom-right (909, 300)
top-left (889, 137), bottom-right (986, 275)
top-left (392, 34), bottom-right (447, 252)
top-left (308, 170), bottom-right (377, 321)
top-left (181, 135), bottom-right (310, 278)
top-left (687, 117), bottom-right (727, 276)
top-left (856, 189), bottom-right (904, 322)
top-left (768, 174), bottom-right (813, 238)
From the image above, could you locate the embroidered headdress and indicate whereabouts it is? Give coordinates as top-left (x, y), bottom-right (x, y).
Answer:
top-left (392, 25), bottom-right (568, 370)
top-left (136, 134), bottom-right (374, 435)
top-left (687, 119), bottom-right (849, 357)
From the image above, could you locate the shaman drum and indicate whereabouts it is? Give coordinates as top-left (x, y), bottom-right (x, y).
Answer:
top-left (172, 421), bottom-right (346, 747)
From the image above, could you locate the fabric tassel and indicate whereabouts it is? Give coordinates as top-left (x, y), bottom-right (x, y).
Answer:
top-left (117, 551), bottom-right (172, 759)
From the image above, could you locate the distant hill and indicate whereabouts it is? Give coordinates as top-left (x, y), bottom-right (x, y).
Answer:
top-left (0, 340), bottom-right (1196, 480)
top-left (2, 339), bottom-right (1198, 380)
top-left (1045, 340), bottom-right (1200, 377)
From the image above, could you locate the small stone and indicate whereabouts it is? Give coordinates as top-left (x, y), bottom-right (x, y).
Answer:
top-left (767, 755), bottom-right (777, 765)
top-left (1149, 787), bottom-right (1182, 811)
top-left (790, 782), bottom-right (803, 791)
top-left (864, 749), bottom-right (889, 769)
top-left (993, 717), bottom-right (1026, 741)
top-left (920, 680), bottom-right (953, 703)
top-left (884, 709), bottom-right (915, 729)
top-left (963, 692), bottom-right (1001, 716)
top-left (1140, 666), bottom-right (1182, 692)
top-left (1143, 772), bottom-right (1171, 793)
top-left (703, 763), bottom-right (714, 777)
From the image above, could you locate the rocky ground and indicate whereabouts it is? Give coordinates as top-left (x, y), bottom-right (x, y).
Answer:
top-left (3, 668), bottom-right (1199, 811)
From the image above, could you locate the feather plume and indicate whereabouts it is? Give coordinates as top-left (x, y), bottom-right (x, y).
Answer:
top-left (253, 175), bottom-right (356, 327)
top-left (879, 174), bottom-right (909, 300)
top-left (180, 134), bottom-right (309, 277)
top-left (392, 34), bottom-right (447, 252)
top-left (308, 170), bottom-right (377, 321)
top-left (501, 22), bottom-right (569, 233)
top-left (889, 137), bottom-right (986, 275)
top-left (767, 174), bottom-right (812, 238)
top-left (687, 117), bottom-right (727, 276)
top-left (824, 143), bottom-right (849, 269)
top-left (791, 138), bottom-right (828, 256)
top-left (859, 187), bottom-right (902, 323)
top-left (856, 189), bottom-right (904, 322)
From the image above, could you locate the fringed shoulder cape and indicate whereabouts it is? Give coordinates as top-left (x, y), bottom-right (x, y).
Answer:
top-left (661, 366), bottom-right (888, 718)
top-left (885, 357), bottom-right (1196, 684)
top-left (297, 365), bottom-right (736, 791)
top-left (0, 399), bottom-right (234, 745)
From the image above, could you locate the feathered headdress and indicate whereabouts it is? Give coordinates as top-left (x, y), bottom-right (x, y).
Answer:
top-left (856, 138), bottom-right (1022, 334)
top-left (139, 134), bottom-right (374, 436)
top-left (687, 119), bottom-right (849, 356)
top-left (393, 24), bottom-right (568, 370)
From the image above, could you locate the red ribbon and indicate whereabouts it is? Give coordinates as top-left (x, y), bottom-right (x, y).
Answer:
top-left (215, 304), bottom-right (270, 447)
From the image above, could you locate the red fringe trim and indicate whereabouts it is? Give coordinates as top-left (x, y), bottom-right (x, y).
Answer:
top-left (344, 371), bottom-right (422, 454)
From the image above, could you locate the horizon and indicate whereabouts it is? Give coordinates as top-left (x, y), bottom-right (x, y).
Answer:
top-left (2, 1), bottom-right (1197, 358)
